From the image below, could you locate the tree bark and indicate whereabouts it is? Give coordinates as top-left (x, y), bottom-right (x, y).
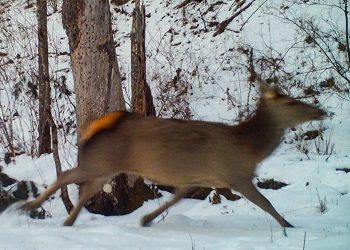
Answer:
top-left (62, 0), bottom-right (156, 216)
top-left (37, 0), bottom-right (73, 213)
top-left (37, 0), bottom-right (52, 155)
top-left (62, 0), bottom-right (125, 138)
top-left (131, 1), bottom-right (156, 116)
top-left (111, 0), bottom-right (131, 6)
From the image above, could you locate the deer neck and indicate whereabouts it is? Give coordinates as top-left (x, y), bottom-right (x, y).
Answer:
top-left (235, 100), bottom-right (285, 159)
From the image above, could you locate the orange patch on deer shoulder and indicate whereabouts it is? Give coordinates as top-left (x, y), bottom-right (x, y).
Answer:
top-left (82, 111), bottom-right (128, 142)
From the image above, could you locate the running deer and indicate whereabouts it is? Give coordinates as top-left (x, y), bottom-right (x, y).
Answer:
top-left (21, 84), bottom-right (325, 227)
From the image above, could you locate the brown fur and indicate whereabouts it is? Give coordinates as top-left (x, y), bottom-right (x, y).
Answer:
top-left (81, 110), bottom-right (128, 143)
top-left (21, 85), bottom-right (325, 227)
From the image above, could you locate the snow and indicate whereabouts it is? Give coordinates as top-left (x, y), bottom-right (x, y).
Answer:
top-left (1, 124), bottom-right (349, 249)
top-left (1, 0), bottom-right (350, 249)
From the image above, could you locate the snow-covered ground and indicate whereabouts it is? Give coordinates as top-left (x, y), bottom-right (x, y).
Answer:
top-left (1, 98), bottom-right (349, 249)
top-left (1, 0), bottom-right (350, 249)
top-left (1, 126), bottom-right (350, 249)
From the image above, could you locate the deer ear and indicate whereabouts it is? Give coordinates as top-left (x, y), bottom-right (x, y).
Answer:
top-left (260, 82), bottom-right (278, 100)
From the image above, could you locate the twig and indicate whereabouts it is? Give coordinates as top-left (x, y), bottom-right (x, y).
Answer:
top-left (236, 0), bottom-right (267, 32)
top-left (197, 8), bottom-right (208, 32)
top-left (175, 0), bottom-right (204, 10)
top-left (270, 220), bottom-right (274, 243)
top-left (213, 0), bottom-right (255, 37)
top-left (344, 0), bottom-right (350, 67)
top-left (189, 234), bottom-right (196, 250)
top-left (46, 111), bottom-right (74, 213)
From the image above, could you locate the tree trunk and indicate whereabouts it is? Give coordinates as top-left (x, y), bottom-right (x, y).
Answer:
top-left (37, 0), bottom-right (52, 155)
top-left (131, 2), bottom-right (156, 117)
top-left (38, 0), bottom-right (73, 213)
top-left (62, 0), bottom-right (125, 136)
top-left (62, 0), bottom-right (157, 217)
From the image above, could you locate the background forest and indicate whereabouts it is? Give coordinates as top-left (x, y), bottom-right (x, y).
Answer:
top-left (0, 0), bottom-right (349, 249)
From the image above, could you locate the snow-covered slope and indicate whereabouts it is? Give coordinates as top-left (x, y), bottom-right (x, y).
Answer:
top-left (1, 0), bottom-right (349, 249)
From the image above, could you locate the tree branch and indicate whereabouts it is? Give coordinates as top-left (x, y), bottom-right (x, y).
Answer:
top-left (175, 0), bottom-right (204, 10)
top-left (283, 14), bottom-right (350, 84)
top-left (344, 0), bottom-right (350, 67)
top-left (213, 0), bottom-right (255, 37)
top-left (46, 111), bottom-right (74, 213)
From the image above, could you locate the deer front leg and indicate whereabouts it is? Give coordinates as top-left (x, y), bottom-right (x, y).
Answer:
top-left (237, 182), bottom-right (293, 228)
top-left (141, 187), bottom-right (194, 226)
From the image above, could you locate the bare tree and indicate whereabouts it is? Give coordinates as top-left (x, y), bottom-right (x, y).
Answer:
top-left (131, 0), bottom-right (156, 116)
top-left (271, 0), bottom-right (350, 93)
top-left (62, 0), bottom-right (125, 136)
top-left (37, 0), bottom-right (73, 212)
top-left (37, 0), bottom-right (51, 155)
top-left (62, 0), bottom-right (156, 216)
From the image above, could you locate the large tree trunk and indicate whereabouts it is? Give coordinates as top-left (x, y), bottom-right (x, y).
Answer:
top-left (62, 0), bottom-right (156, 216)
top-left (131, 1), bottom-right (156, 117)
top-left (37, 0), bottom-right (52, 155)
top-left (62, 0), bottom-right (125, 135)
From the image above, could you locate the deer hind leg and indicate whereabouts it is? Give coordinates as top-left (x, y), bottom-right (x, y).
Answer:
top-left (21, 168), bottom-right (83, 211)
top-left (237, 182), bottom-right (293, 228)
top-left (141, 187), bottom-right (194, 227)
top-left (21, 168), bottom-right (107, 213)
top-left (63, 177), bottom-right (107, 226)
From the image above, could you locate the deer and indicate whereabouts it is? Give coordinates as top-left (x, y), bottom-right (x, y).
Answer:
top-left (21, 83), bottom-right (325, 227)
